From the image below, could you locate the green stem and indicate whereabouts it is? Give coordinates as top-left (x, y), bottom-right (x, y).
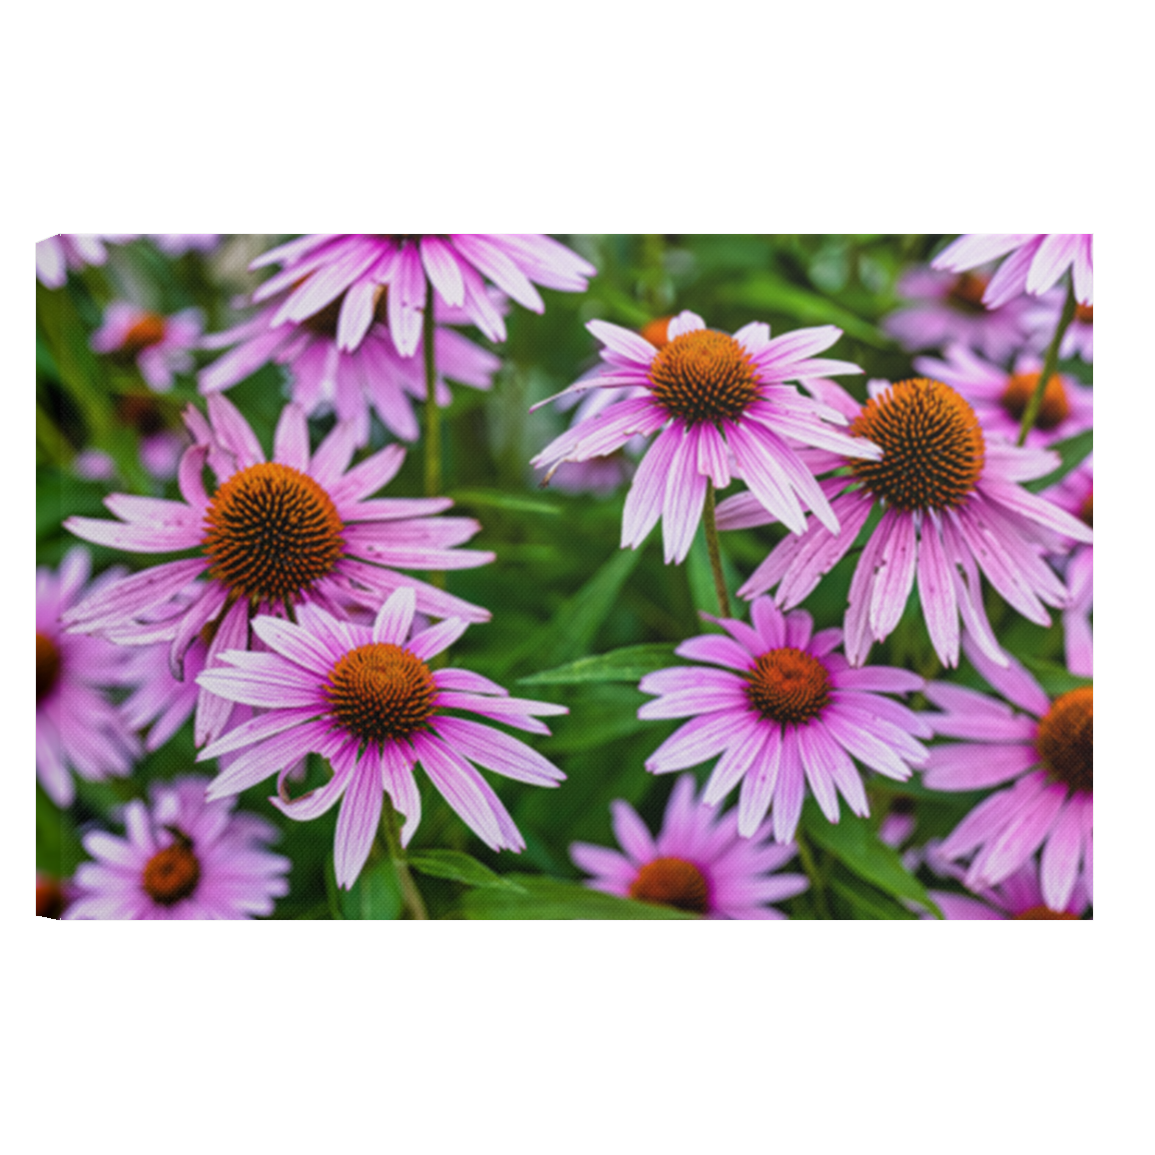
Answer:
top-left (703, 480), bottom-right (732, 618)
top-left (380, 796), bottom-right (428, 920)
top-left (795, 831), bottom-right (832, 919)
top-left (1017, 279), bottom-right (1078, 446)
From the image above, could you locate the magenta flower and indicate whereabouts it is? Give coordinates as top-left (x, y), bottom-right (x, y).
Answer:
top-left (723, 377), bottom-right (1093, 668)
top-left (36, 233), bottom-right (136, 288)
top-left (63, 396), bottom-right (493, 747)
top-left (65, 777), bottom-right (290, 919)
top-left (638, 597), bottom-right (930, 842)
top-left (913, 345), bottom-right (1093, 449)
top-left (921, 638), bottom-right (1092, 911)
top-left (249, 233), bottom-right (595, 356)
top-left (883, 265), bottom-right (1032, 362)
top-left (918, 843), bottom-right (1090, 920)
top-left (572, 771), bottom-right (808, 924)
top-left (36, 547), bottom-right (140, 807)
top-left (571, 774), bottom-right (808, 918)
top-left (531, 311), bottom-right (880, 564)
top-left (1025, 289), bottom-right (1093, 361)
top-left (195, 589), bottom-right (566, 888)
top-left (91, 302), bottom-right (204, 392)
top-left (199, 290), bottom-right (501, 447)
top-left (932, 234), bottom-right (1093, 308)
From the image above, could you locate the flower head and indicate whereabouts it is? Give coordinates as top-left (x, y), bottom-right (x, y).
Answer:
top-left (91, 302), bottom-right (204, 392)
top-left (883, 266), bottom-right (1032, 361)
top-left (65, 777), bottom-right (290, 919)
top-left (571, 775), bottom-right (808, 918)
top-left (36, 548), bottom-right (140, 807)
top-left (912, 345), bottom-right (1093, 449)
top-left (921, 637), bottom-right (1092, 911)
top-left (932, 234), bottom-right (1092, 308)
top-left (63, 396), bottom-right (493, 747)
top-left (638, 597), bottom-right (929, 843)
top-left (531, 311), bottom-right (880, 564)
top-left (195, 589), bottom-right (567, 888)
top-left (723, 377), bottom-right (1093, 668)
top-left (199, 289), bottom-right (501, 447)
top-left (36, 233), bottom-right (136, 288)
top-left (249, 233), bottom-right (595, 356)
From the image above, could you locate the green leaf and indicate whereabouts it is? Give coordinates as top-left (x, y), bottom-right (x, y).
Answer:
top-left (1024, 429), bottom-right (1093, 493)
top-left (801, 801), bottom-right (942, 917)
top-left (719, 274), bottom-right (888, 347)
top-left (449, 488), bottom-right (562, 516)
top-left (459, 875), bottom-right (694, 919)
top-left (406, 849), bottom-right (527, 893)
top-left (829, 874), bottom-right (919, 920)
top-left (341, 858), bottom-right (403, 920)
top-left (499, 546), bottom-right (645, 674)
top-left (36, 786), bottom-right (85, 877)
top-left (1019, 656), bottom-right (1093, 696)
top-left (517, 643), bottom-right (677, 687)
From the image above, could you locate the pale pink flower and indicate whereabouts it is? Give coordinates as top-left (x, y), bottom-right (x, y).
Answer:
top-left (197, 589), bottom-right (566, 888)
top-left (65, 777), bottom-right (290, 919)
top-left (639, 597), bottom-right (929, 842)
top-left (532, 311), bottom-right (879, 564)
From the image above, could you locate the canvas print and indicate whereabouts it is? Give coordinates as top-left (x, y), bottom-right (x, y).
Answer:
top-left (35, 233), bottom-right (1093, 920)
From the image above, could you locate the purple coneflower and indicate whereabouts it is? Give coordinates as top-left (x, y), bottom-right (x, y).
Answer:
top-left (921, 638), bottom-right (1092, 911)
top-left (36, 233), bottom-right (136, 288)
top-left (918, 842), bottom-right (1089, 920)
top-left (883, 266), bottom-right (1032, 362)
top-left (638, 596), bottom-right (929, 842)
top-left (64, 777), bottom-right (290, 919)
top-left (722, 377), bottom-right (1093, 668)
top-left (912, 345), bottom-right (1093, 449)
top-left (249, 234), bottom-right (594, 356)
top-left (36, 548), bottom-right (140, 807)
top-left (571, 774), bottom-right (808, 918)
top-left (932, 234), bottom-right (1092, 308)
top-left (196, 589), bottom-right (567, 888)
top-left (531, 311), bottom-right (880, 564)
top-left (91, 302), bottom-right (204, 392)
top-left (199, 289), bottom-right (501, 447)
top-left (63, 397), bottom-right (493, 747)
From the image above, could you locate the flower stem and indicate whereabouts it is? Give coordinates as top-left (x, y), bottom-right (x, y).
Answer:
top-left (703, 480), bottom-right (732, 618)
top-left (380, 795), bottom-right (428, 920)
top-left (422, 279), bottom-right (447, 592)
top-left (794, 830), bottom-right (831, 919)
top-left (1017, 279), bottom-right (1077, 446)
